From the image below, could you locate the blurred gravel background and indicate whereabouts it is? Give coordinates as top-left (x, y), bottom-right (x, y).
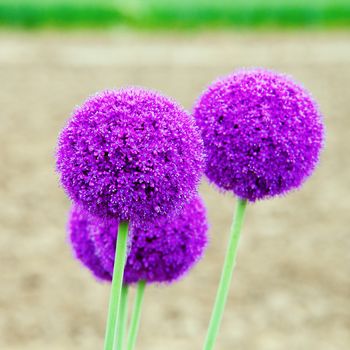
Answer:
top-left (0, 30), bottom-right (349, 350)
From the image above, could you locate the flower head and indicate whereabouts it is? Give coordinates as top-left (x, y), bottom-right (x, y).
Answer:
top-left (57, 88), bottom-right (204, 221)
top-left (193, 69), bottom-right (324, 201)
top-left (68, 196), bottom-right (208, 284)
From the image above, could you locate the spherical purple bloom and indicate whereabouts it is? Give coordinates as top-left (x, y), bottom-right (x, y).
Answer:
top-left (193, 69), bottom-right (324, 201)
top-left (57, 88), bottom-right (204, 221)
top-left (68, 196), bottom-right (208, 284)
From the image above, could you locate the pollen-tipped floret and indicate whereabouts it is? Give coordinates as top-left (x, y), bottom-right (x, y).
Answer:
top-left (193, 69), bottom-right (324, 201)
top-left (68, 196), bottom-right (208, 284)
top-left (57, 88), bottom-right (204, 221)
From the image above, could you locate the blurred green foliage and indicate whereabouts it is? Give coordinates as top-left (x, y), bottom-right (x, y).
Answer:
top-left (0, 0), bottom-right (121, 28)
top-left (0, 0), bottom-right (349, 28)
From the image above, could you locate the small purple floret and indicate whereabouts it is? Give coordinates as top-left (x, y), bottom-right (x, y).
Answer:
top-left (68, 196), bottom-right (208, 284)
top-left (57, 88), bottom-right (204, 221)
top-left (193, 69), bottom-right (324, 201)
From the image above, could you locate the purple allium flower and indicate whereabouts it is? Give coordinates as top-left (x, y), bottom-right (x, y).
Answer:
top-left (193, 69), bottom-right (324, 201)
top-left (57, 88), bottom-right (204, 221)
top-left (69, 206), bottom-right (111, 281)
top-left (68, 196), bottom-right (208, 284)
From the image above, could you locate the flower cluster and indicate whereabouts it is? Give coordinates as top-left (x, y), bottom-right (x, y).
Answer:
top-left (57, 88), bottom-right (204, 221)
top-left (193, 69), bottom-right (324, 201)
top-left (69, 196), bottom-right (208, 284)
top-left (57, 69), bottom-right (325, 350)
top-left (58, 71), bottom-right (325, 283)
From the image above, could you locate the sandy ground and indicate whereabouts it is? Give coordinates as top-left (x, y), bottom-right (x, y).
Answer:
top-left (0, 30), bottom-right (349, 350)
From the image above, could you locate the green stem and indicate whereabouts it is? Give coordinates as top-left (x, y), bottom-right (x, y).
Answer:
top-left (104, 221), bottom-right (129, 350)
top-left (203, 198), bottom-right (247, 350)
top-left (126, 280), bottom-right (146, 350)
top-left (114, 284), bottom-right (129, 350)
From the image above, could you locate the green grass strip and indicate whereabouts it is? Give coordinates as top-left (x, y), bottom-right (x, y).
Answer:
top-left (0, 1), bottom-right (350, 28)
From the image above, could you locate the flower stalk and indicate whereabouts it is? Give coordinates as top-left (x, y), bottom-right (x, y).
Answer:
top-left (203, 199), bottom-right (247, 350)
top-left (104, 221), bottom-right (129, 350)
top-left (114, 284), bottom-right (129, 350)
top-left (127, 280), bottom-right (146, 350)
